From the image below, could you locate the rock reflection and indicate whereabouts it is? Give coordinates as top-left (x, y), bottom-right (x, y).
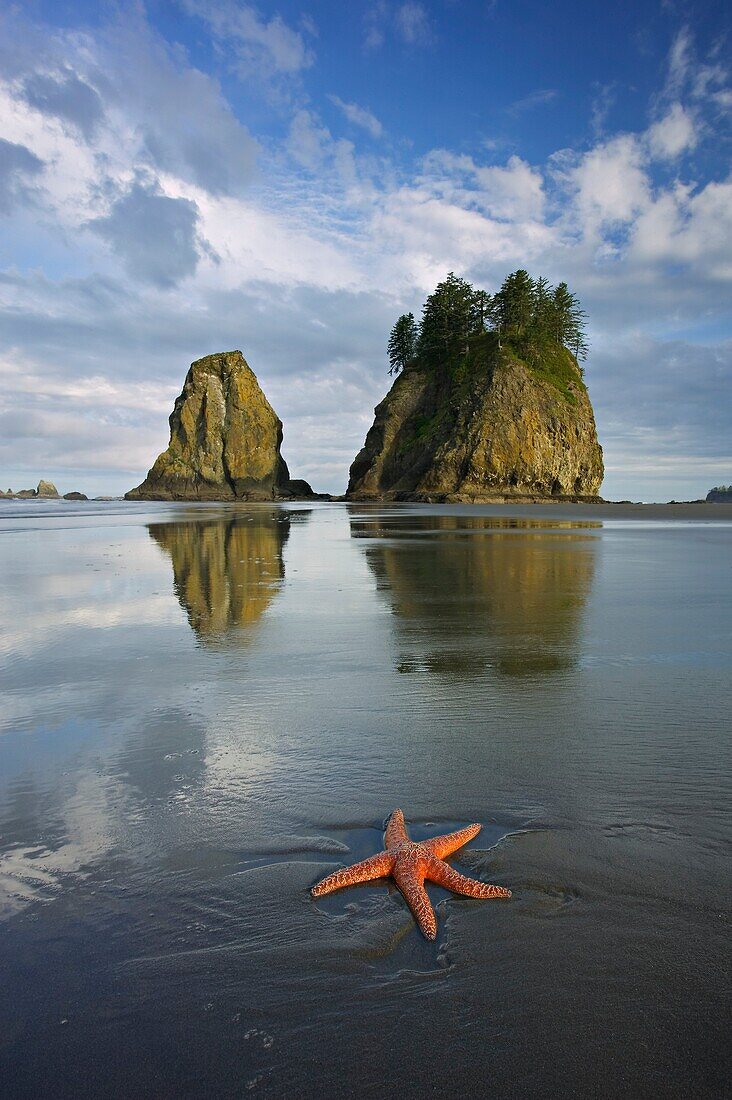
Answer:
top-left (149, 509), bottom-right (307, 646)
top-left (350, 511), bottom-right (598, 676)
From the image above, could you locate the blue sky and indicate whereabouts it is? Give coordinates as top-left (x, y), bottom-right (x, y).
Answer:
top-left (0, 0), bottom-right (730, 499)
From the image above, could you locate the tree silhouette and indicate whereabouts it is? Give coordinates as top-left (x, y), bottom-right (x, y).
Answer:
top-left (386, 269), bottom-right (590, 373)
top-left (388, 313), bottom-right (418, 374)
top-left (551, 283), bottom-right (588, 361)
top-left (491, 269), bottom-right (536, 337)
top-left (417, 272), bottom-right (478, 364)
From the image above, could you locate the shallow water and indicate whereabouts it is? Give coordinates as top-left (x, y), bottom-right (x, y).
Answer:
top-left (0, 501), bottom-right (729, 1098)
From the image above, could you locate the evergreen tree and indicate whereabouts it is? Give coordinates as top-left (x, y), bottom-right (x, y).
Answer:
top-left (391, 267), bottom-right (590, 377)
top-left (491, 269), bottom-right (536, 338)
top-left (532, 276), bottom-right (553, 333)
top-left (551, 282), bottom-right (588, 360)
top-left (417, 272), bottom-right (477, 364)
top-left (550, 282), bottom-right (573, 342)
top-left (471, 289), bottom-right (492, 333)
top-left (387, 313), bottom-right (418, 374)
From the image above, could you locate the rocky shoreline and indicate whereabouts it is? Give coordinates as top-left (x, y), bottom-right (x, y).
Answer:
top-left (1, 481), bottom-right (88, 501)
top-left (4, 343), bottom-right (726, 510)
top-left (356, 490), bottom-right (605, 504)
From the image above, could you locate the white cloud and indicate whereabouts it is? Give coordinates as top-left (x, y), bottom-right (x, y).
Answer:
top-left (192, 189), bottom-right (363, 291)
top-left (647, 103), bottom-right (697, 159)
top-left (589, 82), bottom-right (618, 137)
top-left (565, 134), bottom-right (650, 235)
top-left (416, 151), bottom-right (546, 221)
top-left (0, 10), bottom-right (730, 500)
top-left (660, 25), bottom-right (731, 111)
top-left (363, 2), bottom-right (387, 50)
top-left (509, 88), bottom-right (558, 114)
top-left (473, 157), bottom-right (545, 221)
top-left (0, 12), bottom-right (259, 203)
top-left (364, 1), bottom-right (432, 51)
top-left (287, 108), bottom-right (332, 170)
top-left (395, 3), bottom-right (431, 46)
top-left (665, 27), bottom-right (693, 99)
top-left (328, 95), bottom-right (383, 138)
top-left (181, 0), bottom-right (314, 78)
top-left (370, 182), bottom-right (554, 292)
top-left (0, 79), bottom-right (105, 221)
top-left (629, 176), bottom-right (732, 279)
top-left (0, 352), bottom-right (175, 412)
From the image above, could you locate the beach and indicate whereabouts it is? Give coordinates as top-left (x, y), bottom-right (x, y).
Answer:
top-left (0, 500), bottom-right (729, 1098)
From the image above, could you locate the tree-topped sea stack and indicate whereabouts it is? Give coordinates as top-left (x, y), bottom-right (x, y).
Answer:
top-left (126, 351), bottom-right (314, 501)
top-left (348, 270), bottom-right (604, 502)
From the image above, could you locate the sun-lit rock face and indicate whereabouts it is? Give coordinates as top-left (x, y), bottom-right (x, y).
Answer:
top-left (347, 339), bottom-right (604, 501)
top-left (126, 351), bottom-right (307, 501)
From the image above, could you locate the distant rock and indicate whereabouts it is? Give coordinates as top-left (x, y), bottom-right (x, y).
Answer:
top-left (126, 350), bottom-right (319, 502)
top-left (280, 478), bottom-right (329, 500)
top-left (63, 491), bottom-right (88, 500)
top-left (706, 486), bottom-right (732, 502)
top-left (2, 480), bottom-right (62, 499)
top-left (37, 480), bottom-right (60, 498)
top-left (348, 336), bottom-right (603, 502)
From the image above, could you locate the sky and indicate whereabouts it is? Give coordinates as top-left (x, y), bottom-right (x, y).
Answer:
top-left (0, 0), bottom-right (730, 501)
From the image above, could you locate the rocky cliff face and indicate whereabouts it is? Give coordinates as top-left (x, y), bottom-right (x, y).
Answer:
top-left (127, 351), bottom-right (313, 501)
top-left (348, 336), bottom-right (604, 501)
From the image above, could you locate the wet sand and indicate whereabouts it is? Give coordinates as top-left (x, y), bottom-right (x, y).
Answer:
top-left (0, 501), bottom-right (730, 1098)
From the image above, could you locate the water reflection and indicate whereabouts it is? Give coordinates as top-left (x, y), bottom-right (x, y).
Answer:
top-left (148, 509), bottom-right (309, 646)
top-left (350, 511), bottom-right (599, 676)
top-left (110, 708), bottom-right (208, 804)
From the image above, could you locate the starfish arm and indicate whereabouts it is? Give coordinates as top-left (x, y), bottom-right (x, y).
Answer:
top-left (425, 856), bottom-right (512, 899)
top-left (392, 866), bottom-right (437, 940)
top-left (384, 808), bottom-right (409, 848)
top-left (311, 852), bottom-right (395, 897)
top-left (423, 823), bottom-right (481, 859)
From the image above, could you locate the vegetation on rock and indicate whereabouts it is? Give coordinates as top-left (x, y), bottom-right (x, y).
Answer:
top-left (387, 312), bottom-right (418, 375)
top-left (349, 270), bottom-right (603, 501)
top-left (706, 485), bottom-right (732, 502)
top-left (388, 269), bottom-right (589, 382)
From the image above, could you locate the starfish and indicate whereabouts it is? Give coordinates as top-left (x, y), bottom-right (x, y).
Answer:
top-left (311, 809), bottom-right (511, 939)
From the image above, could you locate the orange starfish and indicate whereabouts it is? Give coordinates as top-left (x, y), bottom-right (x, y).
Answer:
top-left (311, 809), bottom-right (511, 939)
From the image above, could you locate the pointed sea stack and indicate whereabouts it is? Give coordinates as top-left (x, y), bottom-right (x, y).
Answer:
top-left (347, 335), bottom-right (604, 502)
top-left (126, 351), bottom-right (316, 501)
